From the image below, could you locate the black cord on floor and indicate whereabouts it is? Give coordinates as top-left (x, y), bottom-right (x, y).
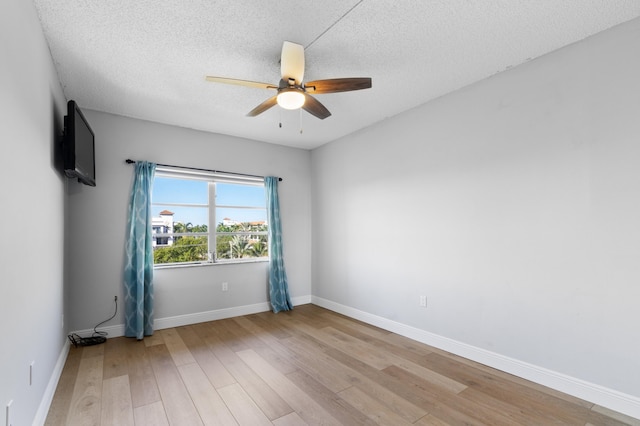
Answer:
top-left (93, 295), bottom-right (118, 337)
top-left (68, 296), bottom-right (118, 347)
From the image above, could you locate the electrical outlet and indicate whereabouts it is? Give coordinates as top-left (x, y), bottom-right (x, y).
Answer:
top-left (419, 295), bottom-right (427, 307)
top-left (222, 282), bottom-right (228, 292)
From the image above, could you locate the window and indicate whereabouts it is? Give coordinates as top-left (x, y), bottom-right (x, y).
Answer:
top-left (151, 167), bottom-right (268, 266)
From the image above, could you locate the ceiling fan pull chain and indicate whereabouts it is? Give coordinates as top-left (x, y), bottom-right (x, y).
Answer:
top-left (279, 109), bottom-right (282, 128)
top-left (299, 108), bottom-right (303, 134)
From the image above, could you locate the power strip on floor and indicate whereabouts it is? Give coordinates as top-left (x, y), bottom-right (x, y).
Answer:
top-left (68, 334), bottom-right (106, 347)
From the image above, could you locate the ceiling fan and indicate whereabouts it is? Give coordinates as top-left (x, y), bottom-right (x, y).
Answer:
top-left (205, 41), bottom-right (372, 120)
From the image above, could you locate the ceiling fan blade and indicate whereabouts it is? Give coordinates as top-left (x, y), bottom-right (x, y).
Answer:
top-left (304, 77), bottom-right (372, 94)
top-left (302, 94), bottom-right (331, 120)
top-left (281, 41), bottom-right (304, 85)
top-left (247, 95), bottom-right (278, 117)
top-left (206, 76), bottom-right (277, 90)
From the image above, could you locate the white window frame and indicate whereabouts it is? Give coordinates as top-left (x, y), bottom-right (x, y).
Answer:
top-left (152, 166), bottom-right (268, 268)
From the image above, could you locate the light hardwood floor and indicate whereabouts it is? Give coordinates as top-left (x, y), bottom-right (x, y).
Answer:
top-left (45, 304), bottom-right (639, 425)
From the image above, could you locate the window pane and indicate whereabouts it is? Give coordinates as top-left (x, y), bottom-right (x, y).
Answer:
top-left (152, 206), bottom-right (208, 229)
top-left (216, 183), bottom-right (265, 207)
top-left (216, 207), bottom-right (266, 227)
top-left (152, 205), bottom-right (209, 264)
top-left (153, 235), bottom-right (209, 264)
top-left (215, 210), bottom-right (267, 261)
top-left (216, 234), bottom-right (268, 260)
top-left (153, 177), bottom-right (208, 204)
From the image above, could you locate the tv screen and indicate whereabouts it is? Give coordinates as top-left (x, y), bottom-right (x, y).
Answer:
top-left (63, 100), bottom-right (96, 186)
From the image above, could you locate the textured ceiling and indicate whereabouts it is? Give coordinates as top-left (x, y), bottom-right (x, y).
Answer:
top-left (33, 1), bottom-right (640, 149)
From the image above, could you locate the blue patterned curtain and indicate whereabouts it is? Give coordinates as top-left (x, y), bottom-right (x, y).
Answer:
top-left (265, 177), bottom-right (293, 312)
top-left (124, 161), bottom-right (156, 339)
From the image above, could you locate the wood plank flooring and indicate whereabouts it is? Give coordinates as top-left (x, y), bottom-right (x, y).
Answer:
top-left (45, 304), bottom-right (639, 425)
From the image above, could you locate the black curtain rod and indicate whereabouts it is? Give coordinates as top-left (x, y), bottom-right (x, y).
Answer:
top-left (125, 159), bottom-right (282, 181)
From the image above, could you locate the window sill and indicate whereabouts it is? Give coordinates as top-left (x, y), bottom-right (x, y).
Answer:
top-left (154, 258), bottom-right (268, 270)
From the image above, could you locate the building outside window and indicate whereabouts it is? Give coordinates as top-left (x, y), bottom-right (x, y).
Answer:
top-left (152, 210), bottom-right (174, 247)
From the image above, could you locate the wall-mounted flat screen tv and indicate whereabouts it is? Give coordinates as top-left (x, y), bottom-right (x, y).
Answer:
top-left (63, 100), bottom-right (96, 186)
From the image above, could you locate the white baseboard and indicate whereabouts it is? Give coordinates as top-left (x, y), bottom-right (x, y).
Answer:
top-left (33, 340), bottom-right (70, 426)
top-left (311, 296), bottom-right (640, 420)
top-left (152, 295), bottom-right (310, 331)
top-left (69, 295), bottom-right (313, 338)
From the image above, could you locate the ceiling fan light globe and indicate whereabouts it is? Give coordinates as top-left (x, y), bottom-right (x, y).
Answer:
top-left (277, 90), bottom-right (305, 110)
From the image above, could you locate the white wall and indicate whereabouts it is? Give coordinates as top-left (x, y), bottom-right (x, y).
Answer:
top-left (0, 0), bottom-right (68, 424)
top-left (312, 16), bottom-right (640, 404)
top-left (66, 111), bottom-right (312, 332)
